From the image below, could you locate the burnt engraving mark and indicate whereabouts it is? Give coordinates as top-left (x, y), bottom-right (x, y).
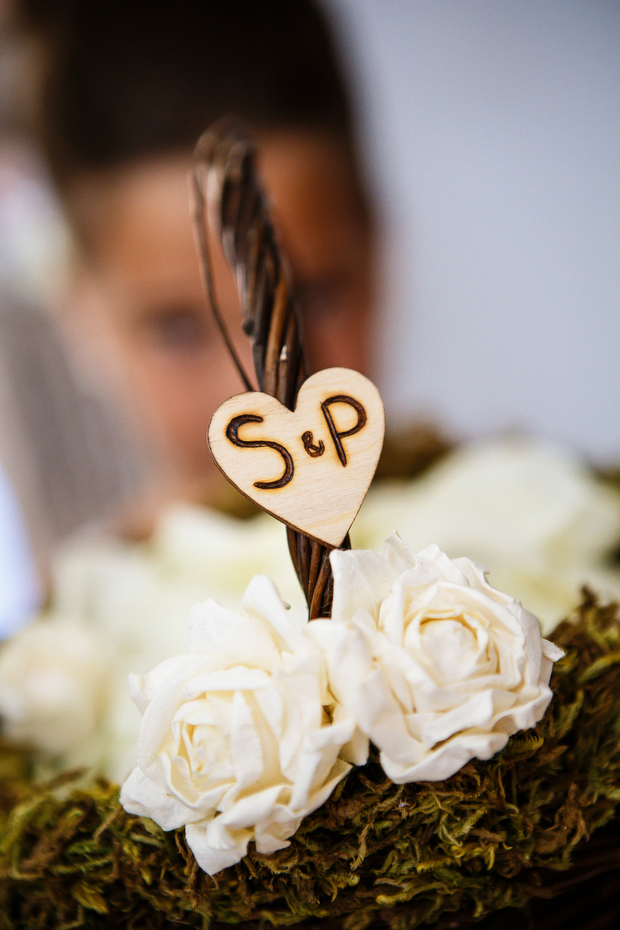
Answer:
top-left (301, 431), bottom-right (325, 458)
top-left (320, 396), bottom-right (367, 467)
top-left (226, 414), bottom-right (294, 489)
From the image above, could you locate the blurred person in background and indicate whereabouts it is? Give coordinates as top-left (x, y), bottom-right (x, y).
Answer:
top-left (14, 0), bottom-right (376, 540)
top-left (3, 0), bottom-right (616, 617)
top-left (0, 0), bottom-right (148, 623)
top-left (0, 0), bottom-right (379, 761)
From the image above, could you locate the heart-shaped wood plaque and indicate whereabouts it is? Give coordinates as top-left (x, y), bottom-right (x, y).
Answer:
top-left (208, 368), bottom-right (385, 547)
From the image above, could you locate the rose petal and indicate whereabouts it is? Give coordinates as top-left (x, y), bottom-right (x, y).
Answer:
top-left (230, 690), bottom-right (264, 790)
top-left (120, 766), bottom-right (193, 830)
top-left (240, 575), bottom-right (301, 652)
top-left (382, 729), bottom-right (509, 783)
top-left (187, 598), bottom-right (282, 669)
top-left (186, 819), bottom-right (252, 875)
top-left (330, 548), bottom-right (400, 624)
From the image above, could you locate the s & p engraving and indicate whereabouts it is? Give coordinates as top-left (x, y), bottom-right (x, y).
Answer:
top-left (208, 367), bottom-right (385, 548)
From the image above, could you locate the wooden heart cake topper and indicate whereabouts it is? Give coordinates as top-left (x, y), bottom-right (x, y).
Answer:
top-left (208, 367), bottom-right (385, 547)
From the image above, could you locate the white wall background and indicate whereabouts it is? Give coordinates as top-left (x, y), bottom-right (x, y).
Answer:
top-left (326, 0), bottom-right (620, 463)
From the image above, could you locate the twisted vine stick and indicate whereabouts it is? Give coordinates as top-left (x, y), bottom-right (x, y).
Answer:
top-left (193, 120), bottom-right (349, 618)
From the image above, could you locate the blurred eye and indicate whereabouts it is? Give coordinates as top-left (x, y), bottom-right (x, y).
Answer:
top-left (138, 304), bottom-right (212, 353)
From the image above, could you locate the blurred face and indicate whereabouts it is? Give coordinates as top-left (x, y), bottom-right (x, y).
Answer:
top-left (66, 131), bottom-right (375, 503)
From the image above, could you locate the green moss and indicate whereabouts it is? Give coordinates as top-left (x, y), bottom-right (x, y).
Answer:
top-left (1, 590), bottom-right (620, 929)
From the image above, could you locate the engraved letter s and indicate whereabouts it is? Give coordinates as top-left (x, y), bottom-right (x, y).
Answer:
top-left (226, 414), bottom-right (294, 490)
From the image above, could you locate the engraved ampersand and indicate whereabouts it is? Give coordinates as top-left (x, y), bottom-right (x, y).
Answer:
top-left (208, 368), bottom-right (385, 547)
top-left (301, 431), bottom-right (324, 458)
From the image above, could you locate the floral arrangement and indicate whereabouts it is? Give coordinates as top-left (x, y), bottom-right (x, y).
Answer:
top-left (119, 535), bottom-right (562, 876)
top-left (1, 563), bottom-right (620, 929)
top-left (3, 445), bottom-right (619, 928)
top-left (2, 123), bottom-right (620, 930)
top-left (1, 436), bottom-right (617, 787)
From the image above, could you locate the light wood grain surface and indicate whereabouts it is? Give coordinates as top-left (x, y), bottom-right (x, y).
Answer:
top-left (208, 368), bottom-right (385, 547)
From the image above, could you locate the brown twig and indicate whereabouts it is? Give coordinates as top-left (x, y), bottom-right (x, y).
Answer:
top-left (193, 119), bottom-right (346, 617)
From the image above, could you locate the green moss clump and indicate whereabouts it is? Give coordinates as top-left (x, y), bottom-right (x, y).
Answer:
top-left (1, 590), bottom-right (620, 929)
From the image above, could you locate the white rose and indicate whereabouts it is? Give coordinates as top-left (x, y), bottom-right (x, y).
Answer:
top-left (0, 617), bottom-right (108, 755)
top-left (120, 575), bottom-right (356, 875)
top-left (310, 534), bottom-right (563, 783)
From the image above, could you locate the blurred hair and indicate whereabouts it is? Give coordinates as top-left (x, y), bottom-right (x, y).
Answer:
top-left (20, 0), bottom-right (357, 191)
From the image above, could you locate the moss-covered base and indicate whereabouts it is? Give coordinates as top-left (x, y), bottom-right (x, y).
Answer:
top-left (1, 590), bottom-right (620, 929)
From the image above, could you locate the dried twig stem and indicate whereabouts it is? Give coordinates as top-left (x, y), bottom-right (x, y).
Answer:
top-left (193, 120), bottom-right (348, 617)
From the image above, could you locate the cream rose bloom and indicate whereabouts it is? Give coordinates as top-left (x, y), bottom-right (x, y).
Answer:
top-left (310, 535), bottom-right (563, 783)
top-left (0, 617), bottom-right (108, 755)
top-left (120, 575), bottom-right (356, 875)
